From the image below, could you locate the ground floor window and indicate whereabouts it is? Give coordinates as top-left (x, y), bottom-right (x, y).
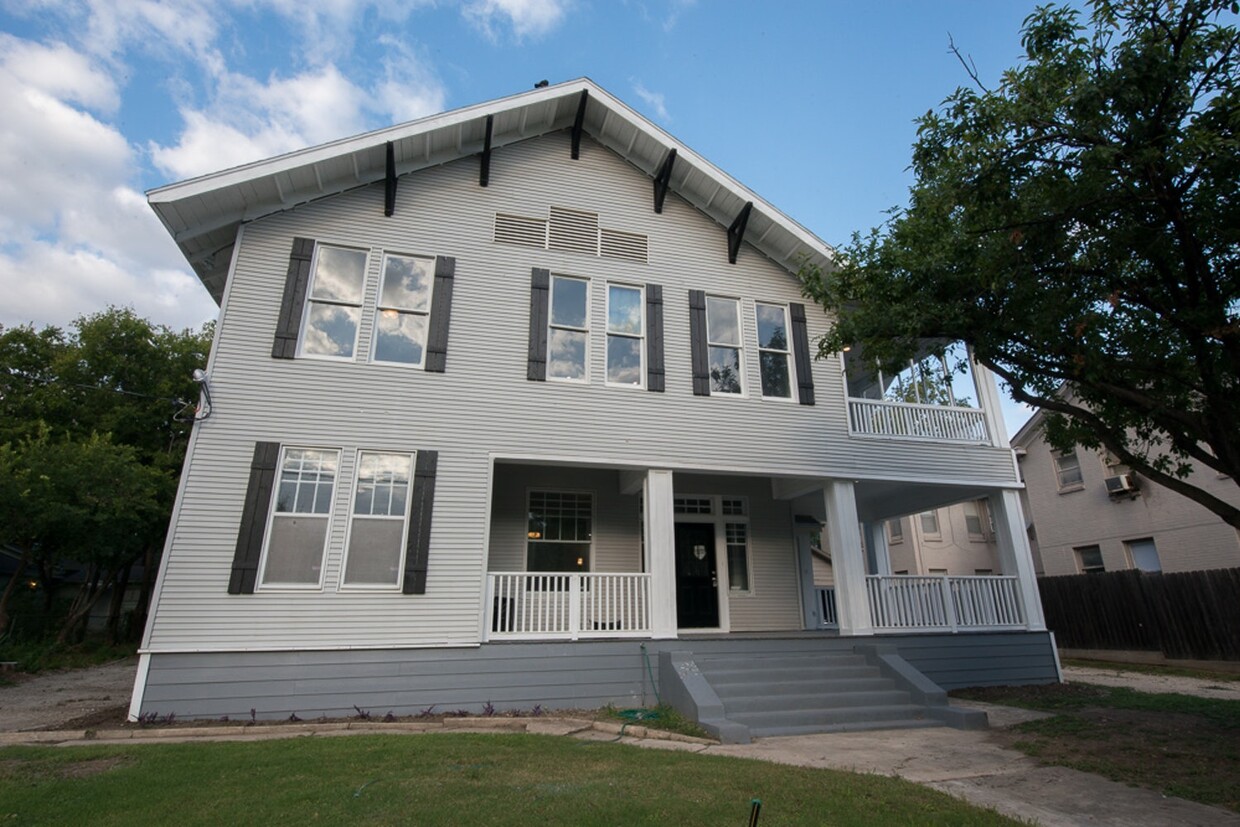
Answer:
top-left (527, 491), bottom-right (592, 572)
top-left (342, 451), bottom-right (413, 587)
top-left (1126, 538), bottom-right (1161, 572)
top-left (725, 522), bottom-right (750, 592)
top-left (1075, 545), bottom-right (1105, 573)
top-left (261, 447), bottom-right (339, 587)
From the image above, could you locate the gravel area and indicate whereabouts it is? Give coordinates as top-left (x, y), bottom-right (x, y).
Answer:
top-left (1060, 664), bottom-right (1240, 701)
top-left (0, 657), bottom-right (137, 731)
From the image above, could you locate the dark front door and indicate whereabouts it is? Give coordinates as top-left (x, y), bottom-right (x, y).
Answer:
top-left (675, 522), bottom-right (719, 628)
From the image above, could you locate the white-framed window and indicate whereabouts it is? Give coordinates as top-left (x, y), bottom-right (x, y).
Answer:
top-left (1075, 545), bottom-right (1105, 573)
top-left (887, 518), bottom-right (904, 544)
top-left (1054, 450), bottom-right (1084, 489)
top-left (299, 245), bottom-right (369, 359)
top-left (605, 283), bottom-right (644, 386)
top-left (527, 491), bottom-right (592, 572)
top-left (372, 253), bottom-right (435, 366)
top-left (1101, 449), bottom-right (1129, 477)
top-left (705, 295), bottom-right (743, 395)
top-left (963, 500), bottom-right (991, 541)
top-left (919, 510), bottom-right (941, 539)
top-left (674, 497), bottom-right (713, 515)
top-left (547, 275), bottom-right (590, 382)
top-left (725, 521), bottom-right (750, 593)
top-left (1126, 538), bottom-right (1161, 572)
top-left (341, 451), bottom-right (413, 588)
top-left (260, 447), bottom-right (339, 588)
top-left (755, 302), bottom-right (793, 399)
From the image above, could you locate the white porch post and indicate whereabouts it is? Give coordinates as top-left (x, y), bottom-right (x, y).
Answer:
top-left (862, 521), bottom-right (892, 576)
top-left (644, 469), bottom-right (677, 639)
top-left (971, 357), bottom-right (1009, 449)
top-left (823, 481), bottom-right (874, 636)
top-left (989, 489), bottom-right (1047, 631)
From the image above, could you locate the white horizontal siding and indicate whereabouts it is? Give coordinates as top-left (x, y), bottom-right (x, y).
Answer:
top-left (147, 131), bottom-right (1019, 652)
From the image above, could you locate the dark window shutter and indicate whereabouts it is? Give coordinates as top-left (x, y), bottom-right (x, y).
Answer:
top-left (229, 442), bottom-right (281, 594)
top-left (527, 268), bottom-right (550, 381)
top-left (646, 283), bottom-right (665, 392)
top-left (424, 256), bottom-right (456, 373)
top-left (272, 238), bottom-right (315, 359)
top-left (688, 289), bottom-right (710, 396)
top-left (790, 302), bottom-right (815, 406)
top-left (403, 450), bottom-right (438, 595)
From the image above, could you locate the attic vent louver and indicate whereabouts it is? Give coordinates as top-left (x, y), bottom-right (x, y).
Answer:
top-left (548, 207), bottom-right (599, 255)
top-left (600, 228), bottom-right (649, 263)
top-left (494, 213), bottom-right (548, 248)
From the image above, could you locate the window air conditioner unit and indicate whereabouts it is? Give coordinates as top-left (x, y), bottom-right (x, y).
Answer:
top-left (1105, 474), bottom-right (1137, 496)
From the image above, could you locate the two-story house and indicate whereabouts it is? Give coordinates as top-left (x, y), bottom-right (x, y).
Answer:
top-left (129, 80), bottom-right (1058, 742)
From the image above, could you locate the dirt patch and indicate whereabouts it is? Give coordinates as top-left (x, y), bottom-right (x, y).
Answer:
top-left (55, 756), bottom-right (133, 778)
top-left (55, 704), bottom-right (131, 731)
top-left (0, 657), bottom-right (137, 732)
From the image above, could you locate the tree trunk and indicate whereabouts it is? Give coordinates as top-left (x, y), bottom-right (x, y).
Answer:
top-left (106, 561), bottom-right (133, 645)
top-left (57, 567), bottom-right (101, 645)
top-left (129, 541), bottom-right (160, 643)
top-left (0, 545), bottom-right (33, 636)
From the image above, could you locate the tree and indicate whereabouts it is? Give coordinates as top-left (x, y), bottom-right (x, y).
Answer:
top-left (801, 0), bottom-right (1240, 527)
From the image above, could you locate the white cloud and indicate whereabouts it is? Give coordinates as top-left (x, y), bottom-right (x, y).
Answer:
top-left (631, 81), bottom-right (670, 122)
top-left (463, 0), bottom-right (570, 41)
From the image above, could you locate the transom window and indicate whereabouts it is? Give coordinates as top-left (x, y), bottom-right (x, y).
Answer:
top-left (262, 448), bottom-right (339, 586)
top-left (674, 497), bottom-right (713, 515)
top-left (300, 246), bottom-right (368, 358)
top-left (1054, 451), bottom-right (1084, 489)
top-left (342, 452), bottom-right (413, 587)
top-left (373, 253), bottom-right (434, 366)
top-left (706, 296), bottom-right (743, 395)
top-left (548, 276), bottom-right (589, 381)
top-left (606, 284), bottom-right (644, 386)
top-left (527, 491), bottom-right (592, 571)
top-left (721, 497), bottom-right (746, 516)
top-left (755, 302), bottom-right (792, 399)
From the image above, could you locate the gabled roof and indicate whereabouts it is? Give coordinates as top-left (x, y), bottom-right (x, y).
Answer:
top-left (148, 78), bottom-right (837, 303)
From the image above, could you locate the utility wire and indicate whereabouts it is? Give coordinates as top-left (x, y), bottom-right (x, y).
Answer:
top-left (2, 371), bottom-right (190, 406)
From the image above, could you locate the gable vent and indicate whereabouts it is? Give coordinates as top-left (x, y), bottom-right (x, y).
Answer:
top-left (494, 213), bottom-right (548, 248)
top-left (548, 207), bottom-right (600, 255)
top-left (600, 228), bottom-right (649, 264)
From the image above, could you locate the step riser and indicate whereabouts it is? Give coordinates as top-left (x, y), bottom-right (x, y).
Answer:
top-left (730, 705), bottom-right (930, 729)
top-left (752, 719), bottom-right (945, 737)
top-left (712, 677), bottom-right (894, 697)
top-left (704, 666), bottom-right (879, 683)
top-left (697, 655), bottom-right (868, 671)
top-left (722, 691), bottom-right (911, 714)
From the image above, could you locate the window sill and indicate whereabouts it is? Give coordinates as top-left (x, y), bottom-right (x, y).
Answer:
top-left (1057, 484), bottom-right (1086, 494)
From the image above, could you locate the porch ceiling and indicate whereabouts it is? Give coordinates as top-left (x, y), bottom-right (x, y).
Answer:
top-left (852, 480), bottom-right (995, 523)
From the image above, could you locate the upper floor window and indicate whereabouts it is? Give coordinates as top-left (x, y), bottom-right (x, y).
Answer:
top-left (706, 296), bottom-right (743, 395)
top-left (755, 302), bottom-right (792, 399)
top-left (887, 518), bottom-right (904, 544)
top-left (300, 245), bottom-right (368, 359)
top-left (261, 447), bottom-right (339, 588)
top-left (1101, 450), bottom-right (1129, 478)
top-left (962, 499), bottom-right (991, 541)
top-left (373, 253), bottom-right (434, 366)
top-left (1054, 450), bottom-right (1084, 489)
top-left (548, 275), bottom-right (589, 381)
top-left (919, 510), bottom-right (941, 539)
top-left (342, 452), bottom-right (413, 588)
top-left (606, 283), bottom-right (644, 386)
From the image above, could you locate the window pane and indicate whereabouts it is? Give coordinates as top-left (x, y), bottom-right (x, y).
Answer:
top-left (529, 542), bottom-right (590, 571)
top-left (1128, 539), bottom-right (1161, 572)
top-left (310, 246), bottom-right (367, 304)
top-left (550, 277), bottom-right (588, 328)
top-left (888, 519), bottom-right (903, 540)
top-left (709, 346), bottom-right (742, 394)
top-left (706, 297), bottom-right (740, 345)
top-left (303, 303), bottom-right (360, 357)
top-left (607, 335), bottom-right (642, 384)
top-left (726, 523), bottom-right (749, 591)
top-left (354, 453), bottom-right (412, 516)
top-left (1056, 452), bottom-right (1083, 487)
top-left (373, 310), bottom-right (428, 364)
top-left (263, 516), bottom-right (328, 584)
top-left (608, 285), bottom-right (643, 334)
top-left (1076, 545), bottom-right (1105, 572)
top-left (920, 511), bottom-right (939, 534)
top-left (755, 304), bottom-right (788, 350)
top-left (548, 329), bottom-right (587, 380)
top-left (759, 351), bottom-right (791, 398)
top-left (344, 519), bottom-right (404, 585)
top-left (278, 449), bottom-right (338, 515)
top-left (379, 254), bottom-right (434, 312)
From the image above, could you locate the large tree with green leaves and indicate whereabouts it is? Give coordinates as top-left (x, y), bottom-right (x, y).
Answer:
top-left (801, 0), bottom-right (1240, 527)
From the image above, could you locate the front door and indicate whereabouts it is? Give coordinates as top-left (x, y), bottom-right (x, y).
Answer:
top-left (675, 522), bottom-right (719, 628)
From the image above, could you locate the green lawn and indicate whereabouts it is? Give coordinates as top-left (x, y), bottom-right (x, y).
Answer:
top-left (0, 733), bottom-right (1017, 826)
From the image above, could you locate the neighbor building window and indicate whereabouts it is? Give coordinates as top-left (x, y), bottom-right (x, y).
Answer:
top-left (261, 447), bottom-right (339, 587)
top-left (527, 491), bottom-right (592, 572)
top-left (547, 275), bottom-right (590, 381)
top-left (755, 302), bottom-right (792, 399)
top-left (706, 296), bottom-right (743, 394)
top-left (373, 253), bottom-right (434, 366)
top-left (963, 500), bottom-right (990, 541)
top-left (1126, 538), bottom-right (1161, 572)
top-left (300, 245), bottom-right (368, 358)
top-left (887, 519), bottom-right (904, 544)
top-left (342, 452), bottom-right (413, 587)
top-left (606, 283), bottom-right (644, 386)
top-left (1075, 545), bottom-right (1105, 573)
top-left (1054, 450), bottom-right (1084, 489)
top-left (919, 510), bottom-right (941, 538)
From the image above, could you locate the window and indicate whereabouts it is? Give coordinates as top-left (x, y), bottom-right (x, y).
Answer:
top-left (527, 491), bottom-right (592, 572)
top-left (300, 245), bottom-right (368, 358)
top-left (547, 276), bottom-right (590, 381)
top-left (705, 296), bottom-right (743, 394)
top-left (606, 284), bottom-right (644, 386)
top-left (755, 303), bottom-right (792, 399)
top-left (1126, 538), bottom-right (1161, 572)
top-left (1075, 545), bottom-right (1105, 573)
top-left (1054, 451), bottom-right (1084, 489)
top-left (721, 497), bottom-right (746, 516)
top-left (974, 568), bottom-right (994, 575)
top-left (919, 510), bottom-right (940, 537)
top-left (1101, 450), bottom-right (1129, 477)
top-left (725, 522), bottom-right (750, 592)
top-left (373, 253), bottom-right (434, 366)
top-left (928, 568), bottom-right (948, 575)
top-left (261, 448), bottom-right (338, 586)
top-left (963, 500), bottom-right (990, 541)
top-left (887, 519), bottom-right (904, 544)
top-left (674, 497), bottom-right (713, 514)
top-left (342, 452), bottom-right (413, 587)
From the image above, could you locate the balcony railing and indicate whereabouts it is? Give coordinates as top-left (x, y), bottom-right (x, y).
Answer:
top-left (486, 572), bottom-right (651, 640)
top-left (865, 575), bottom-right (1025, 632)
top-left (848, 398), bottom-right (989, 443)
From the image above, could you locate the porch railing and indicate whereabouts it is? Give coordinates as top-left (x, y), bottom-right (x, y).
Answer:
top-left (865, 575), bottom-right (1025, 632)
top-left (813, 586), bottom-right (839, 629)
top-left (848, 398), bottom-right (989, 443)
top-left (486, 572), bottom-right (651, 640)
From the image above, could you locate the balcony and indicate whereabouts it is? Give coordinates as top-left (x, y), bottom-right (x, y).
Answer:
top-left (848, 398), bottom-right (989, 443)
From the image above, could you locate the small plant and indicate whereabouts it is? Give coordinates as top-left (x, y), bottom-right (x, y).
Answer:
top-left (353, 705), bottom-right (372, 721)
top-left (417, 705), bottom-right (437, 718)
top-left (165, 712), bottom-right (176, 725)
top-left (288, 713), bottom-right (302, 722)
top-left (219, 716), bottom-right (230, 723)
top-left (248, 708), bottom-right (257, 726)
top-left (482, 701), bottom-right (496, 717)
top-left (531, 705), bottom-right (543, 717)
top-left (136, 711), bottom-right (160, 726)
top-left (382, 711), bottom-right (396, 723)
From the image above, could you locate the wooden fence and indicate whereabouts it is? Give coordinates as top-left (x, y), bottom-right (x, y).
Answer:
top-left (1037, 567), bottom-right (1240, 660)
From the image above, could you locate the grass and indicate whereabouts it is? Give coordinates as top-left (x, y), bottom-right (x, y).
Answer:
top-left (1062, 657), bottom-right (1240, 683)
top-left (0, 637), bottom-right (136, 674)
top-left (599, 704), bottom-right (711, 739)
top-left (0, 733), bottom-right (1020, 826)
top-left (954, 682), bottom-right (1240, 812)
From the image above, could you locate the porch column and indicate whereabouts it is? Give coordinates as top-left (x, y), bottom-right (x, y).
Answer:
top-left (822, 481), bottom-right (874, 636)
top-left (971, 357), bottom-right (1010, 449)
top-left (862, 521), bottom-right (892, 576)
top-left (989, 489), bottom-right (1047, 631)
top-left (644, 469), bottom-right (677, 639)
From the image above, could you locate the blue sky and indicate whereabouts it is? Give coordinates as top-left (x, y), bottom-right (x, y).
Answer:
top-left (0, 0), bottom-right (1045, 434)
